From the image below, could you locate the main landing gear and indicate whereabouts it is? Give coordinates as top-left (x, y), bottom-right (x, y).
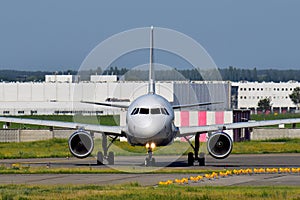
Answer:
top-left (97, 134), bottom-right (118, 165)
top-left (145, 142), bottom-right (156, 166)
top-left (185, 132), bottom-right (206, 166)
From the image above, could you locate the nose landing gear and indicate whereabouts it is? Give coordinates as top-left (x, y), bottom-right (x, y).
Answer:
top-left (145, 142), bottom-right (156, 166)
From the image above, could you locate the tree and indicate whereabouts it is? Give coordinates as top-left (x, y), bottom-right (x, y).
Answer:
top-left (289, 87), bottom-right (300, 110)
top-left (257, 98), bottom-right (272, 113)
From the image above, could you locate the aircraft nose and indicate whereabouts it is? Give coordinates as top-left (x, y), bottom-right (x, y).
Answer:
top-left (131, 116), bottom-right (166, 138)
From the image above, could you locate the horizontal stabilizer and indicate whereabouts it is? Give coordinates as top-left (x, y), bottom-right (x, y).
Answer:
top-left (81, 101), bottom-right (129, 109)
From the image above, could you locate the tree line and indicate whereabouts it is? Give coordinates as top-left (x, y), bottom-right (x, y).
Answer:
top-left (90, 66), bottom-right (300, 82)
top-left (0, 67), bottom-right (300, 82)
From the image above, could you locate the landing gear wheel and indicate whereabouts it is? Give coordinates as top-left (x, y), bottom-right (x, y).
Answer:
top-left (97, 151), bottom-right (104, 165)
top-left (145, 157), bottom-right (150, 166)
top-left (198, 152), bottom-right (205, 166)
top-left (108, 152), bottom-right (114, 165)
top-left (188, 152), bottom-right (194, 166)
top-left (145, 157), bottom-right (155, 167)
top-left (150, 158), bottom-right (156, 166)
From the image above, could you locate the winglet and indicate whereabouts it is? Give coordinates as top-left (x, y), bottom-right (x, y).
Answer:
top-left (148, 26), bottom-right (155, 94)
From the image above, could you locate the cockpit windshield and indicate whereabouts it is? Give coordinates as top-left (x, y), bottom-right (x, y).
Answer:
top-left (131, 107), bottom-right (169, 115)
top-left (139, 108), bottom-right (149, 114)
top-left (150, 108), bottom-right (160, 114)
top-left (131, 108), bottom-right (139, 115)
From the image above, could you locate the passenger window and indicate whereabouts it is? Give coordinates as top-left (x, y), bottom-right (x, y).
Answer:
top-left (139, 108), bottom-right (149, 114)
top-left (151, 108), bottom-right (161, 114)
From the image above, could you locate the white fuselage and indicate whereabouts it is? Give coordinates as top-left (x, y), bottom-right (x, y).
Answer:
top-left (125, 94), bottom-right (176, 146)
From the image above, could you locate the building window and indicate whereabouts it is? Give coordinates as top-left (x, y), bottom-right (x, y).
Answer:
top-left (18, 111), bottom-right (25, 114)
top-left (3, 111), bottom-right (9, 114)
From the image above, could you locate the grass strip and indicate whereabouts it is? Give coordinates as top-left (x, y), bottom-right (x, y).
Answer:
top-left (0, 184), bottom-right (299, 200)
top-left (1, 138), bottom-right (300, 159)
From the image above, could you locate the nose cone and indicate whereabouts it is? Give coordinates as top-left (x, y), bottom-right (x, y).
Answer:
top-left (129, 116), bottom-right (167, 138)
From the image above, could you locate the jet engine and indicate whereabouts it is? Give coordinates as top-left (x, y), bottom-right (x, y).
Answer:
top-left (68, 130), bottom-right (94, 158)
top-left (207, 132), bottom-right (233, 159)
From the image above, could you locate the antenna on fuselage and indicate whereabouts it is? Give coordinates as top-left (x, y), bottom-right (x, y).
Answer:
top-left (148, 26), bottom-right (155, 94)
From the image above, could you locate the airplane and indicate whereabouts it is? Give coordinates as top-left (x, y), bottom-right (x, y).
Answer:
top-left (1, 26), bottom-right (300, 167)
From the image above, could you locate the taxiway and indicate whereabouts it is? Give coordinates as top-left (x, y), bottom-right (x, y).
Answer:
top-left (0, 154), bottom-right (299, 186)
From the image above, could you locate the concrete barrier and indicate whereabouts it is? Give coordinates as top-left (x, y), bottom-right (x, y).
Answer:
top-left (52, 129), bottom-right (74, 139)
top-left (252, 128), bottom-right (300, 140)
top-left (0, 129), bottom-right (102, 142)
top-left (0, 129), bottom-right (19, 142)
top-left (20, 129), bottom-right (53, 142)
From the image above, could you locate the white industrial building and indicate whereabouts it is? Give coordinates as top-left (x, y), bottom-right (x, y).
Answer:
top-left (0, 75), bottom-right (230, 116)
top-left (1, 74), bottom-right (299, 115)
top-left (232, 81), bottom-right (300, 113)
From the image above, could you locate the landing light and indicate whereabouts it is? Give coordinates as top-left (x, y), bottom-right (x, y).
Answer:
top-left (146, 143), bottom-right (150, 149)
top-left (145, 142), bottom-right (156, 149)
top-left (151, 142), bottom-right (156, 149)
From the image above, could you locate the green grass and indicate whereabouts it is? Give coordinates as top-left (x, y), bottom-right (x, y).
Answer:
top-left (0, 164), bottom-right (223, 174)
top-left (232, 138), bottom-right (300, 154)
top-left (0, 184), bottom-right (299, 200)
top-left (251, 113), bottom-right (300, 128)
top-left (0, 138), bottom-right (299, 160)
top-left (0, 138), bottom-right (70, 159)
top-left (251, 113), bottom-right (300, 121)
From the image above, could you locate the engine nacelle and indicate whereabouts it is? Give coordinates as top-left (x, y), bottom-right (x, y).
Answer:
top-left (207, 132), bottom-right (233, 159)
top-left (68, 130), bottom-right (94, 159)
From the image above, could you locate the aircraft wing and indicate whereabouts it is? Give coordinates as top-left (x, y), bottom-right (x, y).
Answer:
top-left (81, 101), bottom-right (129, 109)
top-left (0, 117), bottom-right (124, 136)
top-left (178, 118), bottom-right (300, 137)
top-left (172, 101), bottom-right (223, 110)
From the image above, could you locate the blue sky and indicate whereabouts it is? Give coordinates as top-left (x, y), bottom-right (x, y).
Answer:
top-left (0, 0), bottom-right (299, 71)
